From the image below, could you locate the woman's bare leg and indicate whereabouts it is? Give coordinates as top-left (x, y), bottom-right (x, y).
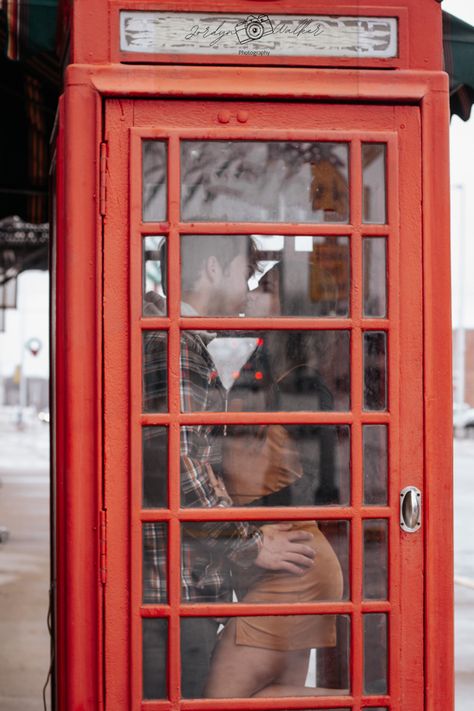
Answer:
top-left (204, 619), bottom-right (287, 698)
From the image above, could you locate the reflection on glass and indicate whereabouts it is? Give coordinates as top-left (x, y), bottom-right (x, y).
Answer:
top-left (182, 330), bottom-right (350, 411)
top-left (364, 613), bottom-right (388, 695)
top-left (180, 234), bottom-right (350, 318)
top-left (217, 425), bottom-right (350, 507)
top-left (362, 144), bottom-right (387, 224)
top-left (363, 238), bottom-right (387, 317)
top-left (363, 519), bottom-right (388, 600)
top-left (143, 236), bottom-right (166, 316)
top-left (143, 618), bottom-right (167, 699)
top-left (181, 141), bottom-right (349, 223)
top-left (182, 520), bottom-right (349, 601)
top-left (142, 427), bottom-right (167, 508)
top-left (143, 141), bottom-right (167, 222)
top-left (143, 331), bottom-right (168, 413)
top-left (142, 523), bottom-right (167, 603)
top-left (181, 615), bottom-right (350, 698)
top-left (363, 332), bottom-right (387, 411)
top-left (363, 425), bottom-right (388, 505)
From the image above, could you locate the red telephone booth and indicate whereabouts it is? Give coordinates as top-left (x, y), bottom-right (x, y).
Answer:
top-left (52, 1), bottom-right (453, 709)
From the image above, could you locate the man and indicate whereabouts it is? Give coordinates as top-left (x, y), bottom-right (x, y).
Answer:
top-left (142, 235), bottom-right (315, 698)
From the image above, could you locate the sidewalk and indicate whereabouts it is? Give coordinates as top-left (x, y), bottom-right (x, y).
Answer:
top-left (0, 419), bottom-right (50, 711)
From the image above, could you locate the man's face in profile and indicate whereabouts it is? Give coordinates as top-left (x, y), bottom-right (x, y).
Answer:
top-left (212, 252), bottom-right (250, 316)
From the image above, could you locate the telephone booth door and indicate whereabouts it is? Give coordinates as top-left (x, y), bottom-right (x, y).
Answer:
top-left (103, 98), bottom-right (424, 710)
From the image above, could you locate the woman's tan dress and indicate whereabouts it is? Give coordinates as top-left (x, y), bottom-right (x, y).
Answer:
top-left (222, 423), bottom-right (343, 651)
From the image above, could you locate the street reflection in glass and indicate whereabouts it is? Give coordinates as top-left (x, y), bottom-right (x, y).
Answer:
top-left (143, 236), bottom-right (167, 316)
top-left (143, 331), bottom-right (168, 413)
top-left (363, 425), bottom-right (388, 505)
top-left (363, 331), bottom-right (387, 411)
top-left (181, 141), bottom-right (349, 223)
top-left (363, 519), bottom-right (388, 600)
top-left (182, 330), bottom-right (350, 412)
top-left (142, 618), bottom-right (167, 699)
top-left (142, 426), bottom-right (167, 508)
top-left (362, 143), bottom-right (386, 224)
top-left (143, 141), bottom-right (167, 222)
top-left (180, 234), bottom-right (350, 318)
top-left (181, 615), bottom-right (350, 698)
top-left (363, 238), bottom-right (387, 318)
top-left (363, 613), bottom-right (388, 695)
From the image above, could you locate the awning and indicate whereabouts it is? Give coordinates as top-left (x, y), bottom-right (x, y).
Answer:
top-left (443, 11), bottom-right (474, 121)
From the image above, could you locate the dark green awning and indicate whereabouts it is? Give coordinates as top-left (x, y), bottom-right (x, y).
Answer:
top-left (443, 11), bottom-right (474, 121)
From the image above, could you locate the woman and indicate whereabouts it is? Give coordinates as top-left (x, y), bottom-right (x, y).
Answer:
top-left (204, 265), bottom-right (344, 698)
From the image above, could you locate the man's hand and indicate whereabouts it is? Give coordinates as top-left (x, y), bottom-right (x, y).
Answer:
top-left (254, 523), bottom-right (315, 575)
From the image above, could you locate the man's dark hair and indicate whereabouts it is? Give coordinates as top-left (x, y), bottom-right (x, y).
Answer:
top-left (161, 234), bottom-right (259, 294)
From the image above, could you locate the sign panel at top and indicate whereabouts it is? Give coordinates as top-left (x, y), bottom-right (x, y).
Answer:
top-left (120, 11), bottom-right (398, 59)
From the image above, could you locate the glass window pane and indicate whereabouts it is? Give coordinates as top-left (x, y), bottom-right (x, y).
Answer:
top-left (143, 331), bottom-right (168, 413)
top-left (363, 238), bottom-right (387, 317)
top-left (143, 236), bottom-right (167, 316)
top-left (363, 332), bottom-right (387, 411)
top-left (181, 520), bottom-right (349, 601)
top-left (181, 141), bottom-right (349, 223)
top-left (143, 522), bottom-right (167, 603)
top-left (363, 519), bottom-right (388, 600)
top-left (363, 425), bottom-right (388, 505)
top-left (215, 425), bottom-right (350, 507)
top-left (142, 427), bottom-right (167, 508)
top-left (363, 613), bottom-right (388, 695)
top-left (143, 618), bottom-right (167, 699)
top-left (143, 141), bottom-right (167, 222)
top-left (181, 615), bottom-right (350, 698)
top-left (362, 144), bottom-right (386, 224)
top-left (180, 234), bottom-right (350, 318)
top-left (182, 330), bottom-right (350, 411)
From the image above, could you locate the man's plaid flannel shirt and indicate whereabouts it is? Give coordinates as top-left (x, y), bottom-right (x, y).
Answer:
top-left (143, 325), bottom-right (262, 604)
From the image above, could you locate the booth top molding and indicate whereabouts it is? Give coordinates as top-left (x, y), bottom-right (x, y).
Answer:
top-left (70, 0), bottom-right (443, 71)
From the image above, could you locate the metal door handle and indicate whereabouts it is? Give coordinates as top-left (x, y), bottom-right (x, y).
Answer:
top-left (400, 486), bottom-right (422, 532)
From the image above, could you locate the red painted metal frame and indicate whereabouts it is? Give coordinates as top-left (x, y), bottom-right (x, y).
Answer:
top-left (55, 63), bottom-right (453, 711)
top-left (109, 98), bottom-right (417, 711)
top-left (70, 0), bottom-right (443, 71)
top-left (109, 1), bottom-right (409, 69)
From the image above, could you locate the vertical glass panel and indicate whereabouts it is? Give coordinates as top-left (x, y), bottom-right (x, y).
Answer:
top-left (143, 236), bottom-right (167, 316)
top-left (143, 618), bottom-right (167, 699)
top-left (143, 331), bottom-right (168, 413)
top-left (363, 238), bottom-right (387, 317)
top-left (363, 332), bottom-right (387, 411)
top-left (181, 520), bottom-right (349, 600)
top-left (142, 427), bottom-right (168, 508)
top-left (143, 523), bottom-right (167, 603)
top-left (143, 140), bottom-right (167, 222)
top-left (362, 143), bottom-right (387, 224)
top-left (363, 425), bottom-right (388, 505)
top-left (363, 613), bottom-right (388, 695)
top-left (181, 615), bottom-right (350, 698)
top-left (180, 234), bottom-right (350, 318)
top-left (363, 519), bottom-right (388, 600)
top-left (181, 141), bottom-right (349, 223)
top-left (217, 425), bottom-right (350, 507)
top-left (182, 330), bottom-right (350, 411)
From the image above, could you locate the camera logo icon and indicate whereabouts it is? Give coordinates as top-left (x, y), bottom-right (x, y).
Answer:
top-left (235, 14), bottom-right (274, 44)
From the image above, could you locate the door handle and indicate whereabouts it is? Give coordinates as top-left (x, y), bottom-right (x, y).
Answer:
top-left (400, 486), bottom-right (422, 532)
